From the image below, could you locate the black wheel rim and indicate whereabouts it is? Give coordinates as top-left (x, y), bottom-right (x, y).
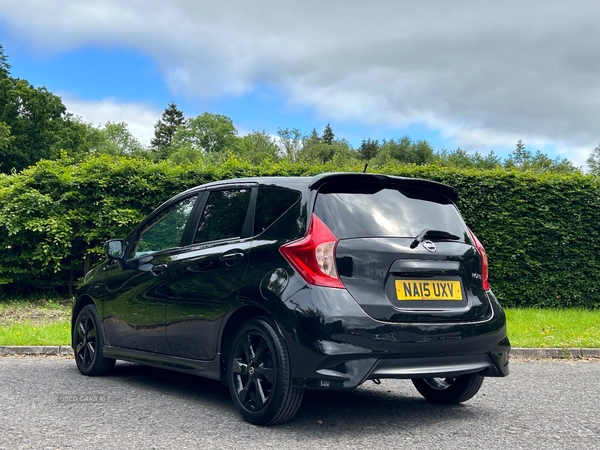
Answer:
top-left (75, 312), bottom-right (97, 370)
top-left (231, 331), bottom-right (275, 412)
top-left (424, 377), bottom-right (455, 390)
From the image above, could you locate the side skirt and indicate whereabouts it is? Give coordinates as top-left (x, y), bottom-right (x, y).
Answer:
top-left (103, 346), bottom-right (222, 380)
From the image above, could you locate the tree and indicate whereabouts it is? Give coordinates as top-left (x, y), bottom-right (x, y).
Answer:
top-left (358, 138), bottom-right (379, 160)
top-left (437, 148), bottom-right (474, 168)
top-left (379, 136), bottom-right (435, 165)
top-left (435, 148), bottom-right (503, 170)
top-left (472, 151), bottom-right (502, 170)
top-left (277, 128), bottom-right (303, 161)
top-left (385, 136), bottom-right (412, 162)
top-left (0, 42), bottom-right (10, 78)
top-left (410, 140), bottom-right (436, 165)
top-left (0, 77), bottom-right (68, 172)
top-left (299, 125), bottom-right (356, 164)
top-left (0, 121), bottom-right (14, 151)
top-left (168, 146), bottom-right (203, 165)
top-left (233, 131), bottom-right (281, 164)
top-left (505, 139), bottom-right (531, 169)
top-left (322, 123), bottom-right (335, 144)
top-left (151, 102), bottom-right (184, 152)
top-left (0, 44), bottom-right (101, 172)
top-left (172, 112), bottom-right (238, 154)
top-left (304, 128), bottom-right (321, 147)
top-left (49, 114), bottom-right (105, 161)
top-left (298, 141), bottom-right (354, 164)
top-left (0, 120), bottom-right (14, 173)
top-left (548, 157), bottom-right (579, 174)
top-left (93, 122), bottom-right (145, 156)
top-left (504, 140), bottom-right (579, 173)
top-left (587, 143), bottom-right (600, 175)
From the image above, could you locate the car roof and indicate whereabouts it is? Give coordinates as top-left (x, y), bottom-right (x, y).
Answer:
top-left (175, 173), bottom-right (458, 202)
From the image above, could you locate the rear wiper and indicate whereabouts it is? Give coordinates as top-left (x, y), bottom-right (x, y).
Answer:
top-left (410, 229), bottom-right (461, 249)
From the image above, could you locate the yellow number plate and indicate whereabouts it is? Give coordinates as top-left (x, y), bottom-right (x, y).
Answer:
top-left (395, 280), bottom-right (463, 301)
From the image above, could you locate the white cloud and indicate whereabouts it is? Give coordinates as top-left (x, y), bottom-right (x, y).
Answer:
top-left (60, 95), bottom-right (159, 146)
top-left (2, 0), bottom-right (600, 161)
top-left (555, 145), bottom-right (592, 170)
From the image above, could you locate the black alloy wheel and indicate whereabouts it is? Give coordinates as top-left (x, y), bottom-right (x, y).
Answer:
top-left (73, 304), bottom-right (115, 376)
top-left (227, 318), bottom-right (304, 425)
top-left (412, 373), bottom-right (484, 404)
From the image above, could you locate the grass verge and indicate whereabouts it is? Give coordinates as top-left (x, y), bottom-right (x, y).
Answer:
top-left (0, 300), bottom-right (599, 348)
top-left (0, 321), bottom-right (70, 346)
top-left (0, 298), bottom-right (72, 346)
top-left (505, 308), bottom-right (600, 348)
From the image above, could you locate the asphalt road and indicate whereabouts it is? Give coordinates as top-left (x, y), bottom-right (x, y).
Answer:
top-left (0, 357), bottom-right (598, 449)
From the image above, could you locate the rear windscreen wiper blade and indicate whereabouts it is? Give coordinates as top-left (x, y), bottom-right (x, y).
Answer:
top-left (410, 229), bottom-right (461, 249)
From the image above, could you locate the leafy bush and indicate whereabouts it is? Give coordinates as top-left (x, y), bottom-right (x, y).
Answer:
top-left (374, 165), bottom-right (600, 309)
top-left (1, 155), bottom-right (598, 308)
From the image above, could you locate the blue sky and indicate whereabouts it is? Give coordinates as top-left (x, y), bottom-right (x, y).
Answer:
top-left (1, 1), bottom-right (599, 167)
top-left (4, 38), bottom-right (446, 152)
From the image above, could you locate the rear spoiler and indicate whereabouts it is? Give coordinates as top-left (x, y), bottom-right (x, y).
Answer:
top-left (308, 173), bottom-right (459, 202)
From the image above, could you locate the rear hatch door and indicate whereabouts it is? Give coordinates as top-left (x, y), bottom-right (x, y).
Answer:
top-left (313, 178), bottom-right (491, 323)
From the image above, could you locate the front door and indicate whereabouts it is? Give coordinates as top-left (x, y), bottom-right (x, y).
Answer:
top-left (102, 195), bottom-right (198, 354)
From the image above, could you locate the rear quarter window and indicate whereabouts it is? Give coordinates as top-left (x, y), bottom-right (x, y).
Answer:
top-left (254, 186), bottom-right (302, 235)
top-left (314, 183), bottom-right (468, 239)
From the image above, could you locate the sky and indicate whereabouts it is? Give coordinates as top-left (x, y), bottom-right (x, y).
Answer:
top-left (1, 0), bottom-right (599, 168)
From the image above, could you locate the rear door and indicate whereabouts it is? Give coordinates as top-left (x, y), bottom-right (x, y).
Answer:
top-left (165, 185), bottom-right (254, 360)
top-left (314, 181), bottom-right (491, 323)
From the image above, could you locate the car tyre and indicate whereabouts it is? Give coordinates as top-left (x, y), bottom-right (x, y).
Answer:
top-left (412, 373), bottom-right (484, 404)
top-left (73, 304), bottom-right (115, 376)
top-left (227, 318), bottom-right (304, 425)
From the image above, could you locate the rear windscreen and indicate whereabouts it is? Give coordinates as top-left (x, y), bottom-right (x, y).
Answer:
top-left (314, 183), bottom-right (468, 239)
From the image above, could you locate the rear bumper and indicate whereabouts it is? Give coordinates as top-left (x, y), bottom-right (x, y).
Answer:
top-left (370, 353), bottom-right (505, 379)
top-left (277, 286), bottom-right (510, 390)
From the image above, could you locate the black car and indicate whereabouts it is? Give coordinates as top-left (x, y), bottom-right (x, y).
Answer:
top-left (73, 173), bottom-right (510, 425)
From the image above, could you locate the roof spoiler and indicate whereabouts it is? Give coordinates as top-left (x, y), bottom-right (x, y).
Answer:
top-left (308, 173), bottom-right (459, 202)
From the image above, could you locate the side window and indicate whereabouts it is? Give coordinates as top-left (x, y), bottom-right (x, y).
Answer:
top-left (132, 196), bottom-right (197, 258)
top-left (194, 189), bottom-right (251, 243)
top-left (254, 186), bottom-right (301, 235)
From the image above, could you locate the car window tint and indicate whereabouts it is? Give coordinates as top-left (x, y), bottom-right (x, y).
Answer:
top-left (194, 188), bottom-right (251, 243)
top-left (254, 186), bottom-right (301, 235)
top-left (132, 196), bottom-right (197, 258)
top-left (315, 183), bottom-right (467, 239)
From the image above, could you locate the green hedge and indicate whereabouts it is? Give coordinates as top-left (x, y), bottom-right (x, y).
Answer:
top-left (388, 166), bottom-right (600, 309)
top-left (1, 154), bottom-right (599, 308)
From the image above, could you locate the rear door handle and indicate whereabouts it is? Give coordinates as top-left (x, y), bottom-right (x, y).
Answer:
top-left (151, 264), bottom-right (168, 276)
top-left (220, 252), bottom-right (245, 265)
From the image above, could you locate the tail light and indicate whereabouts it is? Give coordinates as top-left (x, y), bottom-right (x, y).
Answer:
top-left (468, 229), bottom-right (490, 291)
top-left (280, 213), bottom-right (344, 289)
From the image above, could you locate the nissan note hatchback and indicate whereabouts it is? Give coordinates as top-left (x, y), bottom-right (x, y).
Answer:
top-left (73, 173), bottom-right (510, 425)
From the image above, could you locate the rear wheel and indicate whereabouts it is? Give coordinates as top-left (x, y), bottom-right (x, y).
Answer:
top-left (412, 373), bottom-right (484, 404)
top-left (73, 305), bottom-right (115, 376)
top-left (227, 318), bottom-right (304, 425)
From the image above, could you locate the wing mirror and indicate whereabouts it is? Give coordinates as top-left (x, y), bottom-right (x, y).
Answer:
top-left (104, 240), bottom-right (125, 260)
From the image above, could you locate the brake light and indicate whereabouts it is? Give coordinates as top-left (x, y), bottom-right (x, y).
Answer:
top-left (280, 213), bottom-right (344, 289)
top-left (468, 229), bottom-right (490, 290)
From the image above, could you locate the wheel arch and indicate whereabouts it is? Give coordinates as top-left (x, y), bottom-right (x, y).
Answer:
top-left (219, 304), bottom-right (275, 384)
top-left (71, 295), bottom-right (96, 347)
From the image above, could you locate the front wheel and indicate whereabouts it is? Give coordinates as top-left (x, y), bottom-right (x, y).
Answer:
top-left (412, 373), bottom-right (484, 404)
top-left (227, 318), bottom-right (304, 425)
top-left (73, 304), bottom-right (115, 376)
